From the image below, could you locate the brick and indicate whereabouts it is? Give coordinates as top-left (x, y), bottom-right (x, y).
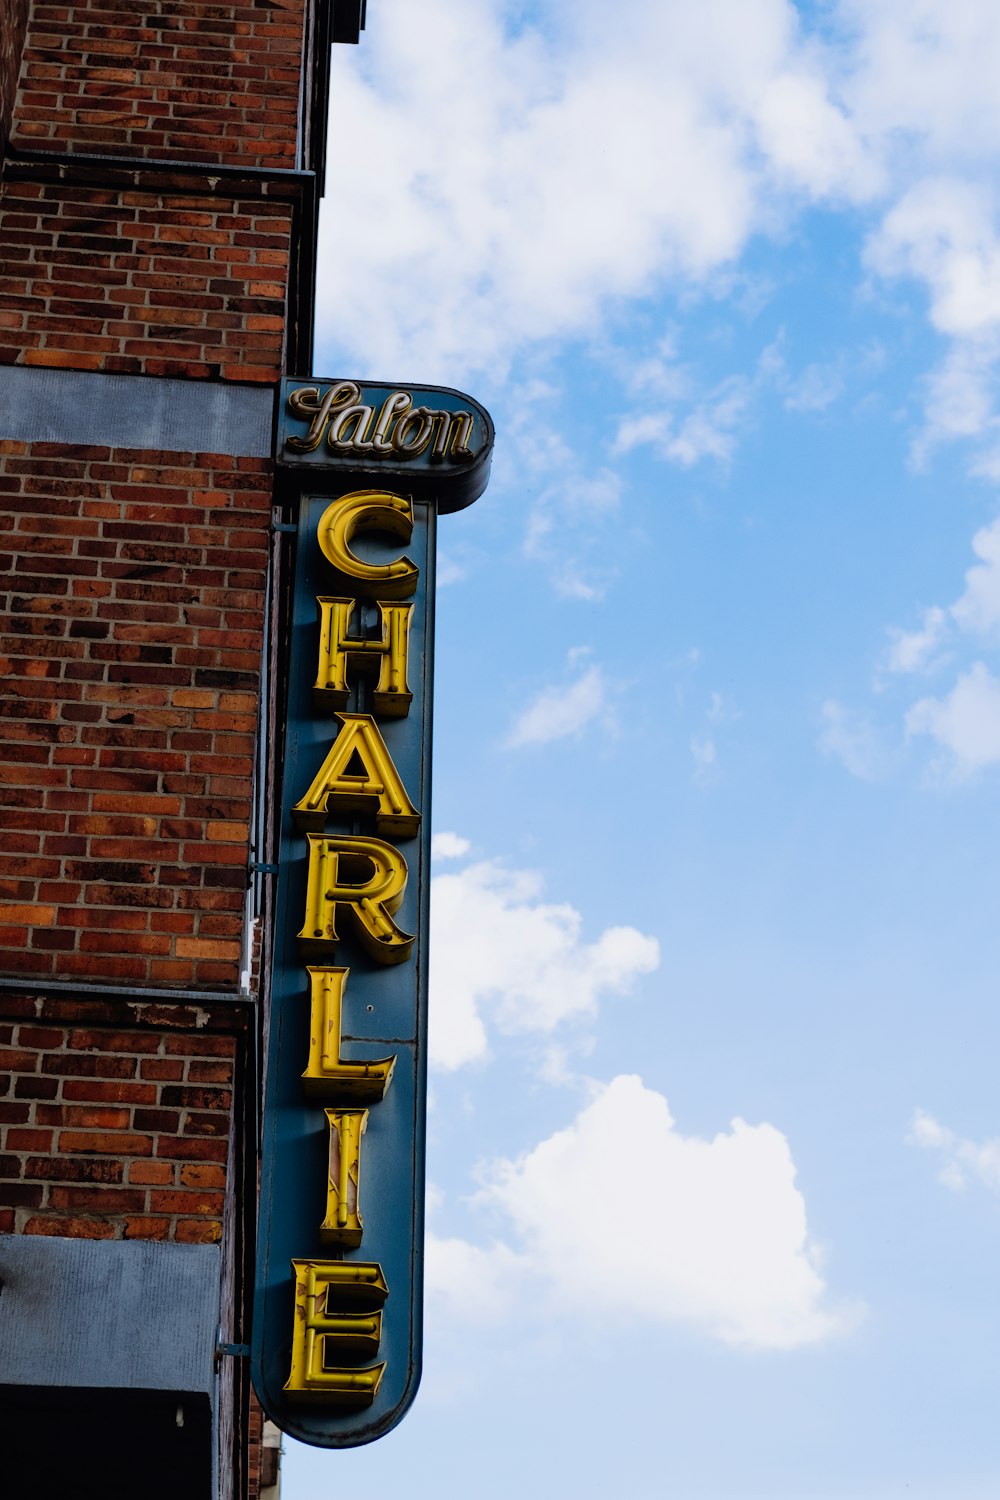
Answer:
top-left (139, 1059), bottom-right (185, 1081)
top-left (60, 1131), bottom-right (153, 1156)
top-left (187, 1060), bottom-right (233, 1085)
top-left (157, 1136), bottom-right (227, 1163)
top-left (122, 1216), bottom-right (171, 1240)
top-left (206, 820), bottom-right (248, 843)
top-left (160, 1084), bottom-right (231, 1111)
top-left (14, 1075), bottom-right (59, 1100)
top-left (149, 960), bottom-right (194, 984)
top-left (56, 1107), bottom-right (131, 1130)
top-left (47, 1055), bottom-right (138, 1080)
top-left (178, 1162), bottom-right (226, 1189)
top-left (127, 1161), bottom-right (175, 1186)
top-left (133, 1108), bottom-right (181, 1133)
top-left (24, 1157), bottom-right (124, 1185)
top-left (48, 1185), bottom-right (146, 1212)
top-left (174, 1218), bottom-right (223, 1244)
top-left (24, 1216), bottom-right (116, 1240)
top-left (62, 1079), bottom-right (158, 1105)
top-left (0, 1048), bottom-right (40, 1071)
top-left (182, 1112), bottom-right (229, 1137)
top-left (13, 1028), bottom-right (63, 1050)
top-left (68, 1029), bottom-right (160, 1053)
top-left (2, 1183), bottom-right (44, 1206)
top-left (5, 1128), bottom-right (53, 1151)
top-left (0, 902), bottom-right (56, 929)
top-left (148, 1187), bottom-right (225, 1215)
top-left (165, 1034), bottom-right (235, 1058)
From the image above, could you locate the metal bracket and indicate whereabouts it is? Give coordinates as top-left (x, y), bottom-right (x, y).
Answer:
top-left (216, 1342), bottom-right (251, 1361)
top-left (271, 521), bottom-right (297, 534)
top-left (249, 861), bottom-right (280, 875)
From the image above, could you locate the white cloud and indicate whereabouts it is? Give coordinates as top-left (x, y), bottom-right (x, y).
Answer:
top-left (909, 1108), bottom-right (1000, 1194)
top-left (614, 378), bottom-right (750, 468)
top-left (501, 381), bottom-right (625, 601)
top-left (842, 1), bottom-right (1000, 165)
top-left (755, 66), bottom-right (878, 200)
top-left (425, 1232), bottom-right (528, 1326)
top-left (951, 515), bottom-right (1000, 635)
top-left (501, 379), bottom-right (577, 487)
top-left (431, 832), bottom-right (472, 861)
top-left (782, 360), bottom-right (845, 413)
top-left (917, 340), bottom-right (1000, 460)
top-left (626, 335), bottom-right (690, 401)
top-left (875, 517), bottom-right (1000, 768)
top-left (315, 0), bottom-right (874, 382)
top-left (613, 411), bottom-right (674, 456)
top-left (612, 331), bottom-right (852, 475)
top-left (506, 661), bottom-right (609, 748)
top-left (817, 700), bottom-right (889, 781)
top-left (433, 1075), bottom-right (858, 1350)
top-left (429, 862), bottom-right (659, 1070)
top-left (523, 466), bottom-right (624, 601)
top-left (883, 605), bottom-right (949, 674)
top-left (669, 385), bottom-right (751, 467)
top-left (864, 179), bottom-right (1000, 467)
top-left (436, 555), bottom-right (467, 587)
top-left (868, 178), bottom-right (1000, 340)
top-left (309, 0), bottom-right (1000, 484)
top-left (906, 660), bottom-right (1000, 772)
top-left (847, 0), bottom-right (1000, 471)
top-left (548, 567), bottom-right (610, 603)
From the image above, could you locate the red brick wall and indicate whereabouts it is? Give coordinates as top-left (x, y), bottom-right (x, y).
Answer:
top-left (10, 0), bottom-right (306, 167)
top-left (0, 439), bottom-right (271, 992)
top-left (0, 993), bottom-right (247, 1241)
top-left (0, 178), bottom-right (293, 381)
top-left (0, 2), bottom-right (323, 1491)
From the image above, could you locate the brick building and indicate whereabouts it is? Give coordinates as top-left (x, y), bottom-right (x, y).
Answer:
top-left (0, 3), bottom-right (371, 1495)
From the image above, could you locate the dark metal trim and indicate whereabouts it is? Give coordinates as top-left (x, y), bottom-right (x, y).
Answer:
top-left (225, 992), bottom-right (261, 1497)
top-left (4, 144), bottom-right (314, 195)
top-left (286, 154), bottom-right (320, 376)
top-left (302, 0), bottom-right (331, 190)
top-left (332, 0), bottom-right (366, 44)
top-left (0, 976), bottom-right (255, 1005)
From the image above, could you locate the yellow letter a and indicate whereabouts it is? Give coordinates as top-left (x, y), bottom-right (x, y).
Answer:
top-left (292, 713), bottom-right (420, 836)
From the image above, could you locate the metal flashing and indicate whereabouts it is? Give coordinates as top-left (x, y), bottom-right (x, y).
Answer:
top-left (0, 1236), bottom-right (221, 1394)
top-left (0, 975), bottom-right (255, 1005)
top-left (0, 364), bottom-right (274, 459)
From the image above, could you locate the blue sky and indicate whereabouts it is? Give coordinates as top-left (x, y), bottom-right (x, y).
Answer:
top-left (286, 2), bottom-right (1000, 1494)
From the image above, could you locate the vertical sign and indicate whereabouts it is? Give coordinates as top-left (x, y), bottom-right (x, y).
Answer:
top-left (252, 380), bottom-right (493, 1447)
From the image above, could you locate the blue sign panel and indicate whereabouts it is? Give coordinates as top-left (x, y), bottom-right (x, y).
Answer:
top-left (252, 486), bottom-right (437, 1446)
